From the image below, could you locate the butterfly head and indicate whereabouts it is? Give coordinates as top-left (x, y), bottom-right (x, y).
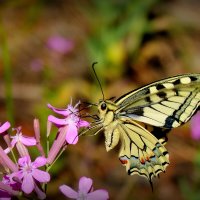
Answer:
top-left (98, 100), bottom-right (108, 114)
top-left (98, 99), bottom-right (118, 120)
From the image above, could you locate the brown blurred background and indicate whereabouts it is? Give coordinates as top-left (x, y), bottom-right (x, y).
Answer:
top-left (0, 0), bottom-right (200, 199)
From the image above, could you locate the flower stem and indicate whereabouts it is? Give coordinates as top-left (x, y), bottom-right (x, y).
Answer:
top-left (44, 135), bottom-right (50, 193)
top-left (46, 144), bottom-right (67, 172)
top-left (10, 149), bottom-right (17, 165)
top-left (46, 136), bottom-right (50, 158)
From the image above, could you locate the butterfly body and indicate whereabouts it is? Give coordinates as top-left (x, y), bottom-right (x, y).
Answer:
top-left (90, 73), bottom-right (200, 183)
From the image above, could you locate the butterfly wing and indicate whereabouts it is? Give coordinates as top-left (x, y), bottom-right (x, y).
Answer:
top-left (145, 125), bottom-right (170, 145)
top-left (115, 74), bottom-right (200, 128)
top-left (117, 119), bottom-right (169, 182)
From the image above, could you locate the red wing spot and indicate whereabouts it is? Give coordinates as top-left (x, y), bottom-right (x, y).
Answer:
top-left (119, 158), bottom-right (128, 165)
top-left (140, 157), bottom-right (145, 164)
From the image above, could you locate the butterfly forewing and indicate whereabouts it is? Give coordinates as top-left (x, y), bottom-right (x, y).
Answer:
top-left (115, 74), bottom-right (200, 129)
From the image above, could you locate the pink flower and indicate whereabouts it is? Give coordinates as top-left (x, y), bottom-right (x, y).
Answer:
top-left (13, 156), bottom-right (50, 198)
top-left (48, 101), bottom-right (89, 144)
top-left (47, 36), bottom-right (74, 54)
top-left (191, 111), bottom-right (200, 140)
top-left (11, 127), bottom-right (36, 147)
top-left (7, 127), bottom-right (36, 156)
top-left (47, 101), bottom-right (89, 164)
top-left (59, 176), bottom-right (109, 200)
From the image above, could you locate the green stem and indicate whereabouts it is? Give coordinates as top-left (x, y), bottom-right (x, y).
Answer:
top-left (44, 136), bottom-right (50, 193)
top-left (46, 144), bottom-right (67, 172)
top-left (46, 136), bottom-right (50, 157)
top-left (10, 149), bottom-right (17, 164)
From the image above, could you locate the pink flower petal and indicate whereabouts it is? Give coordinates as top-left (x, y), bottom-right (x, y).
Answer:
top-left (79, 177), bottom-right (93, 193)
top-left (22, 173), bottom-right (34, 194)
top-left (18, 156), bottom-right (30, 167)
top-left (66, 124), bottom-right (78, 144)
top-left (47, 104), bottom-right (69, 116)
top-left (48, 115), bottom-right (68, 126)
top-left (32, 169), bottom-right (50, 183)
top-left (59, 185), bottom-right (78, 198)
top-left (0, 122), bottom-right (11, 134)
top-left (33, 157), bottom-right (47, 168)
top-left (87, 190), bottom-right (109, 200)
top-left (12, 171), bottom-right (23, 180)
top-left (20, 136), bottom-right (36, 146)
top-left (10, 139), bottom-right (17, 148)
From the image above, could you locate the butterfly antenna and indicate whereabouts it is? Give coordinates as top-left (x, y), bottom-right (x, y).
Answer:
top-left (92, 62), bottom-right (105, 100)
top-left (82, 102), bottom-right (98, 107)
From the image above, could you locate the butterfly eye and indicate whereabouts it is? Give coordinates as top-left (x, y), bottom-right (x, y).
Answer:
top-left (101, 103), bottom-right (107, 111)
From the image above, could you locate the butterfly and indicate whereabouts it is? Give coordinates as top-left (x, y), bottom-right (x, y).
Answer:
top-left (83, 70), bottom-right (200, 188)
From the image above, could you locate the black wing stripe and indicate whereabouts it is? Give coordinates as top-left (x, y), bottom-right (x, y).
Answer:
top-left (174, 88), bottom-right (199, 123)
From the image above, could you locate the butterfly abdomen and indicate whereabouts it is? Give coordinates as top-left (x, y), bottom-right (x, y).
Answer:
top-left (104, 121), bottom-right (120, 152)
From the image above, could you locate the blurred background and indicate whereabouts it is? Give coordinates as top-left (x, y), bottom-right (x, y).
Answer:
top-left (0, 0), bottom-right (200, 199)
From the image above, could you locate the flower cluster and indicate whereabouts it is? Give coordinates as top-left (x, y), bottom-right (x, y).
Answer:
top-left (0, 122), bottom-right (49, 199)
top-left (0, 101), bottom-right (109, 200)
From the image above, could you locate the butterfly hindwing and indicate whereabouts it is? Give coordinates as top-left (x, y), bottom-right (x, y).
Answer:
top-left (117, 119), bottom-right (169, 181)
top-left (115, 74), bottom-right (200, 128)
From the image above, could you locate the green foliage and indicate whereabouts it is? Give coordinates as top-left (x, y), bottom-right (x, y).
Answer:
top-left (0, 23), bottom-right (14, 125)
top-left (87, 0), bottom-right (160, 80)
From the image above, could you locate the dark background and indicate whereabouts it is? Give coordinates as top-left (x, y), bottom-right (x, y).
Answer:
top-left (0, 0), bottom-right (200, 199)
